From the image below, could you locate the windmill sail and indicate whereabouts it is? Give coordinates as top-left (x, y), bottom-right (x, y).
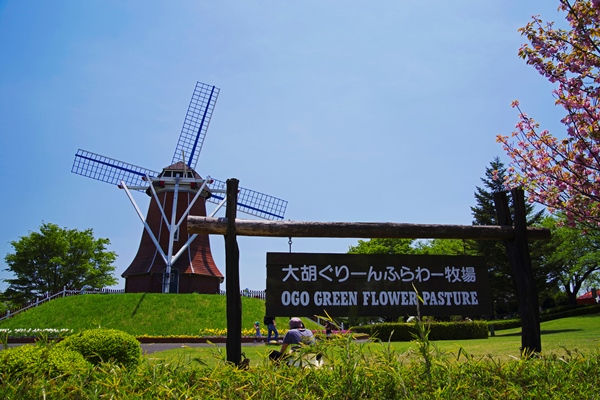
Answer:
top-left (172, 82), bottom-right (220, 169)
top-left (207, 178), bottom-right (288, 220)
top-left (72, 149), bottom-right (158, 190)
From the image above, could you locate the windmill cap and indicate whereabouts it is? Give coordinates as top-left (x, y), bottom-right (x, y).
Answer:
top-left (289, 317), bottom-right (303, 329)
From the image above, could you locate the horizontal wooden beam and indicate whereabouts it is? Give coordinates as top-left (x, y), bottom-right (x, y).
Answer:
top-left (187, 216), bottom-right (551, 241)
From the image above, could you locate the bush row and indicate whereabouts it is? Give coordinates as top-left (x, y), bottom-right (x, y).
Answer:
top-left (489, 304), bottom-right (600, 331)
top-left (351, 320), bottom-right (489, 341)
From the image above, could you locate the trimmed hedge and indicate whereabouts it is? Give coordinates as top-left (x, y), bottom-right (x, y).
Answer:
top-left (351, 320), bottom-right (489, 342)
top-left (540, 304), bottom-right (600, 321)
top-left (57, 328), bottom-right (141, 368)
top-left (488, 319), bottom-right (521, 331)
top-left (0, 344), bottom-right (89, 379)
top-left (489, 304), bottom-right (600, 331)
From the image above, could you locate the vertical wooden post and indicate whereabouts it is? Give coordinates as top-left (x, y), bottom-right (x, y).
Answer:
top-left (225, 178), bottom-right (242, 365)
top-left (494, 189), bottom-right (541, 354)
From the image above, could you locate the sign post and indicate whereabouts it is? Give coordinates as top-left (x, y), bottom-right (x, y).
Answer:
top-left (225, 179), bottom-right (242, 366)
top-left (494, 189), bottom-right (541, 354)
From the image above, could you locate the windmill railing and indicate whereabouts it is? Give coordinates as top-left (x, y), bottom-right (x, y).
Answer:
top-left (219, 289), bottom-right (266, 300)
top-left (1, 287), bottom-right (125, 322)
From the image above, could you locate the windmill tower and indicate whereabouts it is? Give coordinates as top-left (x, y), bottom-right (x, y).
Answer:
top-left (71, 82), bottom-right (288, 294)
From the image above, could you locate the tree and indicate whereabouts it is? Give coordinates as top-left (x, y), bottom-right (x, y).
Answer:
top-left (348, 238), bottom-right (416, 255)
top-left (470, 157), bottom-right (549, 315)
top-left (497, 0), bottom-right (600, 228)
top-left (3, 222), bottom-right (118, 304)
top-left (539, 214), bottom-right (600, 304)
top-left (412, 238), bottom-right (478, 256)
top-left (347, 238), bottom-right (416, 324)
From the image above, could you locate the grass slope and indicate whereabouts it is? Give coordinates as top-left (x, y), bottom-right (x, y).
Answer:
top-left (0, 293), bottom-right (320, 336)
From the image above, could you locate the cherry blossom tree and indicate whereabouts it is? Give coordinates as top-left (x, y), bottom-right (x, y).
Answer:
top-left (497, 0), bottom-right (600, 227)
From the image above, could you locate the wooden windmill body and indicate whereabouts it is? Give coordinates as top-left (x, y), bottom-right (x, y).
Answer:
top-left (122, 162), bottom-right (223, 293)
top-left (72, 82), bottom-right (288, 294)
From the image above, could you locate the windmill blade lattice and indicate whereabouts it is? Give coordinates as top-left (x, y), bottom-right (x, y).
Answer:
top-left (207, 178), bottom-right (288, 220)
top-left (72, 149), bottom-right (158, 190)
top-left (172, 82), bottom-right (220, 169)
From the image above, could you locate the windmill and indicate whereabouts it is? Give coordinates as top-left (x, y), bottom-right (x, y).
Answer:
top-left (72, 81), bottom-right (288, 294)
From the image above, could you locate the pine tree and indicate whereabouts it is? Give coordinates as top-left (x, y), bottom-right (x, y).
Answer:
top-left (471, 157), bottom-right (547, 316)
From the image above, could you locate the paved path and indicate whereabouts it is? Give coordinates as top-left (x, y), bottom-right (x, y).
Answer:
top-left (3, 341), bottom-right (280, 354)
top-left (5, 339), bottom-right (366, 355)
top-left (141, 341), bottom-right (278, 354)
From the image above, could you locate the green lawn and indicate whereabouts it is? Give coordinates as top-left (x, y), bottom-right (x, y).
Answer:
top-left (3, 293), bottom-right (599, 366)
top-left (2, 295), bottom-right (599, 398)
top-left (148, 314), bottom-right (600, 367)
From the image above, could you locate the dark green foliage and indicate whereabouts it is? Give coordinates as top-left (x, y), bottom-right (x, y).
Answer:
top-left (540, 304), bottom-right (600, 320)
top-left (348, 238), bottom-right (416, 254)
top-left (351, 320), bottom-right (488, 341)
top-left (487, 318), bottom-right (522, 331)
top-left (0, 344), bottom-right (89, 379)
top-left (57, 328), bottom-right (141, 368)
top-left (351, 322), bottom-right (414, 341)
top-left (542, 303), bottom-right (593, 315)
top-left (489, 304), bottom-right (600, 331)
top-left (537, 214), bottom-right (600, 304)
top-left (427, 321), bottom-right (488, 340)
top-left (3, 222), bottom-right (118, 304)
top-left (470, 157), bottom-right (550, 316)
top-left (413, 238), bottom-right (478, 256)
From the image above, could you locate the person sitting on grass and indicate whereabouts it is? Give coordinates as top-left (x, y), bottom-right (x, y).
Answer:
top-left (269, 317), bottom-right (315, 361)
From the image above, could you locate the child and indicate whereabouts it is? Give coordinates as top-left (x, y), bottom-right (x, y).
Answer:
top-left (254, 321), bottom-right (262, 342)
top-left (324, 321), bottom-right (333, 337)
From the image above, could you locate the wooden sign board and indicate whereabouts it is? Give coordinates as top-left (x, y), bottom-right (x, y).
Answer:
top-left (266, 253), bottom-right (492, 317)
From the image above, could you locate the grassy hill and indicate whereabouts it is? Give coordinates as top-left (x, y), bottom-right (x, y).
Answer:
top-left (0, 293), bottom-right (320, 337)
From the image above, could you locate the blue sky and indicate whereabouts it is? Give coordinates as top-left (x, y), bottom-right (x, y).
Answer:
top-left (0, 1), bottom-right (565, 292)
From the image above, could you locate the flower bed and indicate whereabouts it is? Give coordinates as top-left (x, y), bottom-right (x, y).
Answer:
top-left (2, 328), bottom-right (367, 344)
top-left (1, 328), bottom-right (73, 339)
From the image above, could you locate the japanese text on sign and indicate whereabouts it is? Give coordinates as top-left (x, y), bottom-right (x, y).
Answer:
top-left (266, 253), bottom-right (492, 317)
top-left (281, 264), bottom-right (476, 283)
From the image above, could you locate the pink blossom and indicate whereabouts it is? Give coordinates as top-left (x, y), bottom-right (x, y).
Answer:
top-left (501, 0), bottom-right (600, 228)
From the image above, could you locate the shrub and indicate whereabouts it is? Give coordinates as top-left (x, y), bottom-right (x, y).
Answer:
top-left (428, 321), bottom-right (488, 340)
top-left (351, 320), bottom-right (488, 341)
top-left (0, 344), bottom-right (89, 379)
top-left (0, 345), bottom-right (43, 377)
top-left (488, 304), bottom-right (600, 331)
top-left (487, 318), bottom-right (521, 331)
top-left (540, 304), bottom-right (600, 321)
top-left (57, 328), bottom-right (141, 368)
